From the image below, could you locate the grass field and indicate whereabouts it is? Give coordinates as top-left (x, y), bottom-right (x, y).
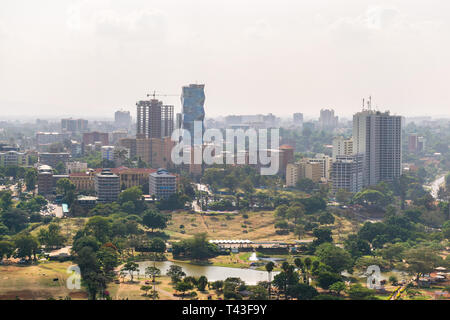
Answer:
top-left (109, 275), bottom-right (223, 300)
top-left (165, 210), bottom-right (358, 244)
top-left (0, 261), bottom-right (86, 300)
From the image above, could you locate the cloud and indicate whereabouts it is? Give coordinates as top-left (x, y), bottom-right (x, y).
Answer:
top-left (330, 6), bottom-right (401, 35)
top-left (66, 2), bottom-right (168, 43)
top-left (95, 9), bottom-right (167, 40)
top-left (245, 20), bottom-right (274, 39)
top-left (327, 5), bottom-right (445, 46)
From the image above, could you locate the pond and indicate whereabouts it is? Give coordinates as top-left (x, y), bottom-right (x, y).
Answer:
top-left (136, 260), bottom-right (279, 285)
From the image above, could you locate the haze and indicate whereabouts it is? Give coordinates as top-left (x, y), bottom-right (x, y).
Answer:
top-left (1, 0), bottom-right (449, 119)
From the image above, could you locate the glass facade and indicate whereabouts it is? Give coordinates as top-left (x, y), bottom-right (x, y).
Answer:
top-left (181, 84), bottom-right (205, 145)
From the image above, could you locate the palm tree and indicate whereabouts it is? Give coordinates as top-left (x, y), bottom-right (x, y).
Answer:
top-left (265, 261), bottom-right (275, 300)
top-left (294, 258), bottom-right (306, 283)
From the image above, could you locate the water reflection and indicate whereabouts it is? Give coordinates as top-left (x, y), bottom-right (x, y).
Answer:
top-left (136, 260), bottom-right (279, 285)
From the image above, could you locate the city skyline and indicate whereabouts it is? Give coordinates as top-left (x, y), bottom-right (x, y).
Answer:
top-left (1, 0), bottom-right (450, 119)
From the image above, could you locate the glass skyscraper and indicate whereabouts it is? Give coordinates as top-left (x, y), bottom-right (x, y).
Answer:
top-left (181, 84), bottom-right (205, 145)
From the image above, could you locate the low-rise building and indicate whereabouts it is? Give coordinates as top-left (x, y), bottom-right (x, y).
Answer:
top-left (331, 154), bottom-right (364, 194)
top-left (95, 169), bottom-right (120, 203)
top-left (0, 151), bottom-right (28, 167)
top-left (101, 146), bottom-right (115, 162)
top-left (38, 152), bottom-right (70, 168)
top-left (37, 165), bottom-right (54, 196)
top-left (69, 171), bottom-right (95, 191)
top-left (149, 168), bottom-right (177, 199)
top-left (66, 161), bottom-right (88, 173)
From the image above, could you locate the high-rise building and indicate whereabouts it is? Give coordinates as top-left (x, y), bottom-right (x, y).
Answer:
top-left (181, 84), bottom-right (205, 145)
top-left (149, 168), bottom-right (177, 199)
top-left (114, 110), bottom-right (132, 129)
top-left (95, 169), bottom-right (120, 203)
top-left (331, 154), bottom-right (364, 194)
top-left (293, 113), bottom-right (304, 127)
top-left (161, 105), bottom-right (174, 137)
top-left (319, 109), bottom-right (338, 130)
top-left (332, 137), bottom-right (354, 160)
top-left (408, 134), bottom-right (426, 154)
top-left (61, 118), bottom-right (88, 133)
top-left (353, 110), bottom-right (402, 186)
top-left (279, 145), bottom-right (294, 174)
top-left (136, 99), bottom-right (162, 139)
top-left (176, 113), bottom-right (183, 130)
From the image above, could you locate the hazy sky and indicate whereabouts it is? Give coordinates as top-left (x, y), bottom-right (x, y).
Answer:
top-left (1, 0), bottom-right (449, 119)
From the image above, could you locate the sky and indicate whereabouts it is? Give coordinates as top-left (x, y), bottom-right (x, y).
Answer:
top-left (1, 0), bottom-right (449, 120)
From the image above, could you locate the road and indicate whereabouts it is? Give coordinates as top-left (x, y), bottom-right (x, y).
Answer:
top-left (427, 174), bottom-right (446, 199)
top-left (196, 183), bottom-right (212, 195)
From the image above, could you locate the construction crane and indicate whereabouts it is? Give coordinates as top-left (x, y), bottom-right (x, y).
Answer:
top-left (146, 90), bottom-right (179, 100)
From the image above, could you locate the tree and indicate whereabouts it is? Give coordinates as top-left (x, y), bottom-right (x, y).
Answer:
top-left (140, 285), bottom-right (152, 296)
top-left (142, 209), bottom-right (168, 232)
top-left (118, 187), bottom-right (145, 213)
top-left (123, 261), bottom-right (139, 282)
top-left (294, 225), bottom-right (306, 240)
top-left (265, 261), bottom-right (275, 299)
top-left (346, 283), bottom-right (376, 300)
top-left (72, 235), bottom-right (100, 255)
top-left (175, 281), bottom-right (194, 299)
top-left (85, 216), bottom-right (112, 243)
top-left (167, 265), bottom-right (186, 283)
top-left (149, 237), bottom-right (166, 253)
top-left (389, 275), bottom-right (398, 286)
top-left (56, 178), bottom-right (75, 196)
top-left (0, 191), bottom-right (13, 212)
top-left (273, 265), bottom-right (300, 300)
top-left (14, 233), bottom-right (40, 261)
top-left (344, 234), bottom-right (371, 259)
top-left (404, 247), bottom-right (443, 286)
top-left (287, 283), bottom-right (318, 300)
top-left (172, 233), bottom-right (219, 260)
top-left (145, 266), bottom-right (161, 283)
top-left (249, 285), bottom-right (269, 300)
top-left (286, 205), bottom-right (304, 224)
top-left (353, 189), bottom-right (390, 210)
top-left (223, 175), bottom-right (239, 194)
top-left (56, 178), bottom-right (76, 206)
top-left (0, 240), bottom-right (14, 261)
top-left (296, 178), bottom-right (316, 193)
top-left (24, 168), bottom-right (37, 192)
top-left (1, 208), bottom-right (29, 233)
top-left (336, 189), bottom-right (352, 204)
top-left (197, 275), bottom-right (208, 291)
top-left (275, 205), bottom-right (288, 219)
top-left (318, 211), bottom-right (335, 225)
top-left (96, 246), bottom-right (119, 279)
top-left (312, 227), bottom-right (333, 246)
top-left (54, 161), bottom-right (66, 175)
top-left (75, 246), bottom-right (106, 300)
top-left (329, 281), bottom-right (346, 295)
top-left (316, 271), bottom-right (342, 290)
top-left (38, 223), bottom-right (66, 249)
